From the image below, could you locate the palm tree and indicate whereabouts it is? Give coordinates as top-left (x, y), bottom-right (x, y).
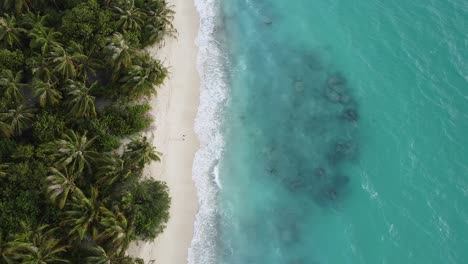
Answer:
top-left (46, 130), bottom-right (97, 173)
top-left (0, 163), bottom-right (8, 177)
top-left (28, 54), bottom-right (57, 83)
top-left (0, 120), bottom-right (12, 138)
top-left (48, 44), bottom-right (87, 80)
top-left (1, 0), bottom-right (33, 14)
top-left (62, 187), bottom-right (101, 242)
top-left (0, 104), bottom-right (35, 136)
top-left (0, 70), bottom-right (26, 103)
top-left (0, 232), bottom-right (10, 263)
top-left (105, 33), bottom-right (138, 79)
top-left (5, 224), bottom-right (69, 264)
top-left (46, 167), bottom-right (78, 209)
top-left (85, 245), bottom-right (141, 264)
top-left (20, 11), bottom-right (47, 29)
top-left (29, 27), bottom-right (62, 55)
top-left (112, 0), bottom-right (144, 32)
top-left (123, 136), bottom-right (161, 171)
top-left (77, 55), bottom-right (100, 82)
top-left (0, 14), bottom-right (26, 48)
top-left (84, 246), bottom-right (112, 264)
top-left (119, 53), bottom-right (167, 99)
top-left (65, 80), bottom-right (97, 118)
top-left (142, 0), bottom-right (176, 46)
top-left (96, 207), bottom-right (134, 256)
top-left (71, 44), bottom-right (100, 82)
top-left (1, 231), bottom-right (17, 263)
top-left (32, 79), bottom-right (62, 107)
top-left (96, 154), bottom-right (131, 187)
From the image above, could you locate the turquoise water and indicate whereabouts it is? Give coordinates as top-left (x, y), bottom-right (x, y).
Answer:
top-left (192, 0), bottom-right (468, 263)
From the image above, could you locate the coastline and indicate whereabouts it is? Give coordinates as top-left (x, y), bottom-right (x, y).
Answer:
top-left (128, 0), bottom-right (200, 263)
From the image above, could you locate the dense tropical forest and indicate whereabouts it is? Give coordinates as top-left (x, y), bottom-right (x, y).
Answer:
top-left (0, 0), bottom-right (175, 262)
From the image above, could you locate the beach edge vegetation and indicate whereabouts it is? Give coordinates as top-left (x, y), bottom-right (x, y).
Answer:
top-left (0, 0), bottom-right (174, 262)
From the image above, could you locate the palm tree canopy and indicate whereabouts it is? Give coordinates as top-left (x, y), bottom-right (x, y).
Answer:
top-left (4, 223), bottom-right (69, 264)
top-left (85, 245), bottom-right (142, 264)
top-left (0, 232), bottom-right (9, 262)
top-left (105, 33), bottom-right (138, 78)
top-left (0, 119), bottom-right (12, 138)
top-left (0, 163), bottom-right (8, 177)
top-left (96, 206), bottom-right (134, 255)
top-left (48, 43), bottom-right (87, 80)
top-left (96, 154), bottom-right (131, 187)
top-left (1, 0), bottom-right (33, 14)
top-left (112, 0), bottom-right (144, 32)
top-left (32, 78), bottom-right (62, 107)
top-left (29, 26), bottom-right (62, 55)
top-left (0, 69), bottom-right (26, 103)
top-left (46, 167), bottom-right (78, 209)
top-left (65, 80), bottom-right (97, 118)
top-left (123, 136), bottom-right (161, 171)
top-left (62, 187), bottom-right (101, 242)
top-left (28, 54), bottom-right (57, 83)
top-left (0, 103), bottom-right (35, 136)
top-left (20, 12), bottom-right (48, 29)
top-left (0, 14), bottom-right (26, 47)
top-left (76, 49), bottom-right (101, 82)
top-left (142, 0), bottom-right (176, 46)
top-left (46, 130), bottom-right (98, 172)
top-left (84, 245), bottom-right (111, 264)
top-left (0, 2), bottom-right (173, 262)
top-left (119, 53), bottom-right (167, 99)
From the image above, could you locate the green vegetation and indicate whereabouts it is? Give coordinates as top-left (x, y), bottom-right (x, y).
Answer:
top-left (0, 0), bottom-right (175, 262)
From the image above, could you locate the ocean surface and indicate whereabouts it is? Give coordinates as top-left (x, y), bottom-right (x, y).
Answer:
top-left (191, 0), bottom-right (468, 263)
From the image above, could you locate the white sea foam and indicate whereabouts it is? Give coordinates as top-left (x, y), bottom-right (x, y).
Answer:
top-left (213, 163), bottom-right (222, 189)
top-left (189, 0), bottom-right (227, 263)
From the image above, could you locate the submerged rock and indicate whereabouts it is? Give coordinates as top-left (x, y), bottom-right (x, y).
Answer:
top-left (327, 73), bottom-right (346, 87)
top-left (342, 108), bottom-right (359, 122)
top-left (338, 94), bottom-right (352, 104)
top-left (284, 177), bottom-right (306, 191)
top-left (266, 165), bottom-right (278, 175)
top-left (263, 19), bottom-right (273, 25)
top-left (324, 73), bottom-right (351, 104)
top-left (313, 167), bottom-right (327, 179)
top-left (314, 175), bottom-right (350, 205)
top-left (294, 80), bottom-right (305, 93)
top-left (333, 174), bottom-right (350, 188)
top-left (328, 140), bottom-right (357, 163)
top-left (324, 86), bottom-right (342, 103)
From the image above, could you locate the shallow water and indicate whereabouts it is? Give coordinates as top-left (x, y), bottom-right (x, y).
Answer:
top-left (191, 0), bottom-right (468, 263)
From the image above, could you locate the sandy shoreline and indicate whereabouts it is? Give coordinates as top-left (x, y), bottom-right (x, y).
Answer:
top-left (128, 0), bottom-right (200, 263)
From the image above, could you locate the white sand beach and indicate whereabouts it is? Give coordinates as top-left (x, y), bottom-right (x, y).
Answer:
top-left (128, 0), bottom-right (200, 263)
